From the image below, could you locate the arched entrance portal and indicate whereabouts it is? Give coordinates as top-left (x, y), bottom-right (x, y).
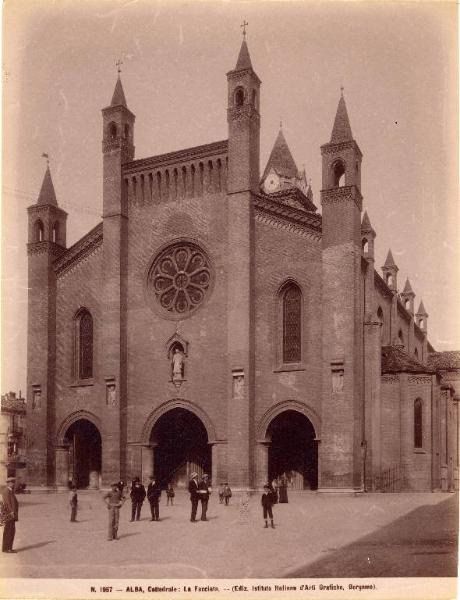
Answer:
top-left (268, 410), bottom-right (318, 490)
top-left (151, 408), bottom-right (211, 488)
top-left (64, 419), bottom-right (102, 489)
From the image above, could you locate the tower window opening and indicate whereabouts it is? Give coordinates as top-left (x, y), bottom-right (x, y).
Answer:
top-left (414, 398), bottom-right (423, 448)
top-left (398, 329), bottom-right (404, 348)
top-left (252, 90), bottom-right (257, 106)
top-left (109, 122), bottom-right (117, 140)
top-left (414, 347), bottom-right (419, 358)
top-left (362, 238), bottom-right (369, 253)
top-left (332, 160), bottom-right (345, 187)
top-left (52, 222), bottom-right (59, 244)
top-left (235, 87), bottom-right (245, 107)
top-left (405, 298), bottom-right (410, 310)
top-left (124, 124), bottom-right (130, 138)
top-left (34, 219), bottom-right (44, 242)
top-left (386, 273), bottom-right (393, 287)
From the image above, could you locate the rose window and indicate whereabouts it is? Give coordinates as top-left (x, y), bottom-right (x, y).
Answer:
top-left (148, 243), bottom-right (212, 316)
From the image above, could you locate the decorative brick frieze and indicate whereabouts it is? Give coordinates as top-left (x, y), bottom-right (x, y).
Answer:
top-left (54, 223), bottom-right (103, 276)
top-left (27, 241), bottom-right (66, 257)
top-left (227, 105), bottom-right (260, 123)
top-left (320, 186), bottom-right (362, 211)
top-left (382, 375), bottom-right (400, 383)
top-left (124, 141), bottom-right (228, 174)
top-left (408, 375), bottom-right (432, 384)
top-left (320, 139), bottom-right (362, 158)
top-left (255, 211), bottom-right (321, 241)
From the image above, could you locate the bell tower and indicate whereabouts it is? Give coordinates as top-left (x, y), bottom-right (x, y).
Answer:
top-left (101, 72), bottom-right (135, 483)
top-left (320, 91), bottom-right (364, 491)
top-left (226, 29), bottom-right (261, 489)
top-left (26, 162), bottom-right (67, 485)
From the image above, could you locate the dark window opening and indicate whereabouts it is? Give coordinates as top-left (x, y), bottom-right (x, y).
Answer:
top-left (414, 398), bottom-right (423, 448)
top-left (282, 284), bottom-right (302, 363)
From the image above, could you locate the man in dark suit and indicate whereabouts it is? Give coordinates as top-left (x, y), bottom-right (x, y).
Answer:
top-left (146, 476), bottom-right (161, 522)
top-left (198, 473), bottom-right (211, 521)
top-left (2, 477), bottom-right (19, 553)
top-left (130, 478), bottom-right (146, 521)
top-left (188, 472), bottom-right (200, 522)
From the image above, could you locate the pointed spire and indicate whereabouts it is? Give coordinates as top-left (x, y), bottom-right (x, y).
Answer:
top-left (402, 278), bottom-right (414, 295)
top-left (416, 300), bottom-right (428, 316)
top-left (111, 76), bottom-right (127, 108)
top-left (262, 129), bottom-right (298, 181)
top-left (361, 211), bottom-right (372, 231)
top-left (383, 249), bottom-right (397, 268)
top-left (235, 38), bottom-right (253, 71)
top-left (37, 165), bottom-right (58, 206)
top-left (330, 92), bottom-right (353, 144)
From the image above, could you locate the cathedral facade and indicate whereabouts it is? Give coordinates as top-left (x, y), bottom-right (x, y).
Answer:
top-left (26, 39), bottom-right (459, 492)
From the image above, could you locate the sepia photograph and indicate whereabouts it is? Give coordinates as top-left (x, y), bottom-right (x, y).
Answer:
top-left (1, 1), bottom-right (458, 598)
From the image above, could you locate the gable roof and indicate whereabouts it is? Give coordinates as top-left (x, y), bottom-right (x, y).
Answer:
top-left (262, 129), bottom-right (298, 181)
top-left (427, 351), bottom-right (460, 372)
top-left (381, 345), bottom-right (435, 374)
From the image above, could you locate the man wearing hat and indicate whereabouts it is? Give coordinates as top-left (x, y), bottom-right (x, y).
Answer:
top-left (188, 472), bottom-right (200, 522)
top-left (198, 474), bottom-right (211, 521)
top-left (103, 482), bottom-right (124, 541)
top-left (2, 477), bottom-right (19, 553)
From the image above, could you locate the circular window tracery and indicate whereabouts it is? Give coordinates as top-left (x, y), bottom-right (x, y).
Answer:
top-left (148, 242), bottom-right (212, 317)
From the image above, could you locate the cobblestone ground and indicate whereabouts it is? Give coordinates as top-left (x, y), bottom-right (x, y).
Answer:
top-left (0, 490), bottom-right (457, 579)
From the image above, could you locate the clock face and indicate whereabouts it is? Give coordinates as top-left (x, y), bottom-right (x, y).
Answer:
top-left (264, 174), bottom-right (279, 193)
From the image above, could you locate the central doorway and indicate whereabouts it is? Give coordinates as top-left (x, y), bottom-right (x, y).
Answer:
top-left (268, 410), bottom-right (318, 490)
top-left (64, 419), bottom-right (102, 489)
top-left (151, 408), bottom-right (211, 488)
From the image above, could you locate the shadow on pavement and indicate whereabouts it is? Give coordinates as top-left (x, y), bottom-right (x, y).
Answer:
top-left (117, 533), bottom-right (141, 539)
top-left (286, 495), bottom-right (458, 578)
top-left (16, 541), bottom-right (56, 552)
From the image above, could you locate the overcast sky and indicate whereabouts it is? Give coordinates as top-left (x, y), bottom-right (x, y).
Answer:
top-left (2, 0), bottom-right (458, 395)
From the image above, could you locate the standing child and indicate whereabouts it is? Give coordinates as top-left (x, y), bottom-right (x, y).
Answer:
top-left (261, 484), bottom-right (275, 529)
top-left (69, 484), bottom-right (78, 522)
top-left (166, 483), bottom-right (175, 506)
top-left (223, 483), bottom-right (232, 506)
top-left (218, 483), bottom-right (225, 504)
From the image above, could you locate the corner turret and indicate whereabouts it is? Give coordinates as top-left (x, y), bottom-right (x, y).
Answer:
top-left (382, 249), bottom-right (398, 292)
top-left (400, 278), bottom-right (415, 315)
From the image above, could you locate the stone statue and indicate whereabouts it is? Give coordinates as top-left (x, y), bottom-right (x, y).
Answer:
top-left (106, 384), bottom-right (116, 406)
top-left (172, 348), bottom-right (185, 381)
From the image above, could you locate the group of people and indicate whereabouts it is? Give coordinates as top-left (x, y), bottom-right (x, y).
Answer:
top-left (101, 477), bottom-right (176, 540)
top-left (1, 471), bottom-right (289, 550)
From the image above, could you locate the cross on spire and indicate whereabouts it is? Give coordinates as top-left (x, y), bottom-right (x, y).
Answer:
top-left (41, 152), bottom-right (50, 166)
top-left (241, 20), bottom-right (248, 38)
top-left (340, 85), bottom-right (344, 96)
top-left (116, 58), bottom-right (123, 75)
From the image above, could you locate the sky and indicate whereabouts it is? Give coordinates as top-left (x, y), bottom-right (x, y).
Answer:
top-left (2, 0), bottom-right (458, 395)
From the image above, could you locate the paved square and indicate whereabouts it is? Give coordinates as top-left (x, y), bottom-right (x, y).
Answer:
top-left (0, 490), bottom-right (457, 579)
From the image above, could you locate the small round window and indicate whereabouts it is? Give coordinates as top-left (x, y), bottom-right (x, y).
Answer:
top-left (147, 242), bottom-right (212, 317)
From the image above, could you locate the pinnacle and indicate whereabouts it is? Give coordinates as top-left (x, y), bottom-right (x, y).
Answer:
top-left (417, 300), bottom-right (428, 316)
top-left (235, 38), bottom-right (253, 71)
top-left (37, 166), bottom-right (58, 207)
top-left (361, 211), bottom-right (372, 231)
top-left (111, 76), bottom-right (127, 108)
top-left (402, 278), bottom-right (414, 295)
top-left (383, 249), bottom-right (397, 268)
top-left (262, 129), bottom-right (298, 181)
top-left (330, 93), bottom-right (353, 144)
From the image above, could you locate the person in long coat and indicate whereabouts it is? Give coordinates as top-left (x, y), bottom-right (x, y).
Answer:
top-left (278, 474), bottom-right (289, 503)
top-left (1, 477), bottom-right (19, 553)
top-left (188, 472), bottom-right (200, 522)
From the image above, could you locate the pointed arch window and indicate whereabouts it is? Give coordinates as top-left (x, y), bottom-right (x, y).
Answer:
top-left (75, 309), bottom-right (93, 380)
top-left (282, 283), bottom-right (302, 363)
top-left (414, 398), bottom-right (423, 448)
